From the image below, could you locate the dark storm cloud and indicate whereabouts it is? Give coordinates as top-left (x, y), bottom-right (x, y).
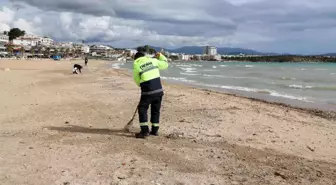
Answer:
top-left (11, 0), bottom-right (238, 37)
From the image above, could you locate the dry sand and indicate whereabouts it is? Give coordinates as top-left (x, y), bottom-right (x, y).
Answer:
top-left (0, 59), bottom-right (336, 185)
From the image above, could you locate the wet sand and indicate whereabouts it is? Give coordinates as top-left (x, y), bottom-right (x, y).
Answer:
top-left (0, 59), bottom-right (336, 185)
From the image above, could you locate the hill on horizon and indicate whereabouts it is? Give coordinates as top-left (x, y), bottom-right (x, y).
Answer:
top-left (138, 45), bottom-right (278, 55)
top-left (135, 45), bottom-right (335, 56)
top-left (319, 53), bottom-right (336, 56)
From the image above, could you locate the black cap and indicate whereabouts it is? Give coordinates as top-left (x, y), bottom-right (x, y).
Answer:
top-left (134, 52), bottom-right (145, 60)
top-left (137, 47), bottom-right (146, 53)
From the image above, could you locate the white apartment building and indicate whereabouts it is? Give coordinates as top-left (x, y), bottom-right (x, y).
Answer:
top-left (12, 37), bottom-right (39, 46)
top-left (90, 45), bottom-right (113, 56)
top-left (0, 34), bottom-right (9, 43)
top-left (12, 34), bottom-right (54, 47)
top-left (81, 45), bottom-right (90, 53)
top-left (203, 46), bottom-right (217, 56)
top-left (179, 54), bottom-right (192, 61)
top-left (126, 49), bottom-right (137, 56)
top-left (14, 34), bottom-right (53, 47)
top-left (193, 54), bottom-right (202, 60)
top-left (39, 37), bottom-right (54, 46)
top-left (90, 45), bottom-right (112, 51)
top-left (56, 42), bottom-right (74, 48)
top-left (0, 43), bottom-right (6, 52)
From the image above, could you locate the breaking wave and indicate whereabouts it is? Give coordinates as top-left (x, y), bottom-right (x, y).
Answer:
top-left (180, 72), bottom-right (200, 76)
top-left (198, 84), bottom-right (310, 102)
top-left (288, 84), bottom-right (313, 89)
top-left (161, 76), bottom-right (196, 83)
top-left (111, 63), bottom-right (123, 69)
top-left (203, 74), bottom-right (258, 80)
top-left (179, 67), bottom-right (197, 73)
top-left (280, 77), bottom-right (296, 80)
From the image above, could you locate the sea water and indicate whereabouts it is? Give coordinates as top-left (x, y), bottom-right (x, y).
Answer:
top-left (114, 61), bottom-right (336, 111)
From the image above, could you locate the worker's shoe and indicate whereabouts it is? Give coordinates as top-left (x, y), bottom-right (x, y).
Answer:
top-left (135, 126), bottom-right (149, 139)
top-left (149, 131), bottom-right (159, 136)
top-left (135, 132), bottom-right (149, 139)
top-left (150, 126), bottom-right (159, 136)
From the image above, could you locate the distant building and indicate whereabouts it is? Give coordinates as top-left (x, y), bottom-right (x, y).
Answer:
top-left (38, 37), bottom-right (54, 46)
top-left (11, 34), bottom-right (54, 47)
top-left (12, 37), bottom-right (39, 46)
top-left (56, 42), bottom-right (74, 48)
top-left (126, 49), bottom-right (137, 56)
top-left (0, 34), bottom-right (9, 44)
top-left (0, 43), bottom-right (6, 52)
top-left (81, 45), bottom-right (90, 54)
top-left (193, 54), bottom-right (202, 60)
top-left (90, 45), bottom-right (113, 56)
top-left (211, 55), bottom-right (222, 61)
top-left (179, 54), bottom-right (192, 61)
top-left (203, 46), bottom-right (217, 56)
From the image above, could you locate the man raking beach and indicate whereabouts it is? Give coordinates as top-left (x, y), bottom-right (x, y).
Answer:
top-left (132, 51), bottom-right (169, 138)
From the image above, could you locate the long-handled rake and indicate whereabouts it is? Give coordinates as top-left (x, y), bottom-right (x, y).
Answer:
top-left (123, 104), bottom-right (139, 132)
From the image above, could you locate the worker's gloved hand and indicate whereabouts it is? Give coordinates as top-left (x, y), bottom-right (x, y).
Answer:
top-left (155, 52), bottom-right (161, 59)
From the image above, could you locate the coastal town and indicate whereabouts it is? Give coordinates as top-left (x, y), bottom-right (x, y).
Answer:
top-left (1, 29), bottom-right (335, 63)
top-left (0, 29), bottom-right (249, 62)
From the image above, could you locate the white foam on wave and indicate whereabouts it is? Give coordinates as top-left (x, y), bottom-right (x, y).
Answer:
top-left (212, 66), bottom-right (217, 69)
top-left (293, 68), bottom-right (308, 71)
top-left (289, 84), bottom-right (313, 89)
top-left (245, 65), bottom-right (254, 68)
top-left (281, 77), bottom-right (296, 80)
top-left (203, 69), bottom-right (218, 72)
top-left (161, 76), bottom-right (196, 83)
top-left (179, 67), bottom-right (197, 73)
top-left (111, 63), bottom-right (123, 69)
top-left (220, 85), bottom-right (259, 92)
top-left (196, 83), bottom-right (310, 102)
top-left (180, 72), bottom-right (200, 76)
top-left (270, 92), bottom-right (310, 101)
top-left (176, 64), bottom-right (192, 67)
top-left (176, 63), bottom-right (202, 67)
top-left (190, 64), bottom-right (203, 67)
top-left (203, 74), bottom-right (257, 79)
top-left (219, 65), bottom-right (227, 67)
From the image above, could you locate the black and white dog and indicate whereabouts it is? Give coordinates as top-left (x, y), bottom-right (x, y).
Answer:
top-left (73, 64), bottom-right (83, 74)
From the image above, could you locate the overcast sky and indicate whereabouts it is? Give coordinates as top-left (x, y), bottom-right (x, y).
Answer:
top-left (0, 0), bottom-right (335, 54)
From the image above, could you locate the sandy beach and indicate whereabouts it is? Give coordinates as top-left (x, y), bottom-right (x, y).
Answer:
top-left (0, 59), bottom-right (336, 185)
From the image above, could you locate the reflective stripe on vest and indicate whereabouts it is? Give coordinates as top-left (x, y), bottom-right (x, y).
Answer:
top-left (139, 66), bottom-right (158, 76)
top-left (141, 88), bottom-right (163, 95)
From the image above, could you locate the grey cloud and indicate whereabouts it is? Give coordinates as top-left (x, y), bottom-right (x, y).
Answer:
top-left (12, 0), bottom-right (114, 16)
top-left (6, 0), bottom-right (336, 54)
top-left (13, 0), bottom-right (336, 34)
top-left (12, 0), bottom-right (238, 37)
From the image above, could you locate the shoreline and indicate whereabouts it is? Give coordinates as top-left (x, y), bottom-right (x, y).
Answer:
top-left (198, 86), bottom-right (336, 120)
